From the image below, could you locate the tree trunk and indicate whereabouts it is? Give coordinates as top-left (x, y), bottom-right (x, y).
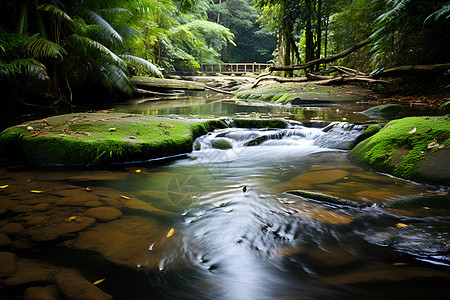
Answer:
top-left (305, 0), bottom-right (314, 65)
top-left (315, 0), bottom-right (322, 71)
top-left (372, 63), bottom-right (450, 78)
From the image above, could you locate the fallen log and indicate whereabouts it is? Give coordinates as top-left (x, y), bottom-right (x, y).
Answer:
top-left (251, 76), bottom-right (309, 88)
top-left (330, 66), bottom-right (367, 76)
top-left (372, 63), bottom-right (450, 78)
top-left (131, 76), bottom-right (205, 91)
top-left (205, 86), bottom-right (234, 95)
top-left (270, 39), bottom-right (371, 72)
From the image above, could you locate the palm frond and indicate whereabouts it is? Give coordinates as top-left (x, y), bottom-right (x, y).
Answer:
top-left (95, 63), bottom-right (132, 95)
top-left (68, 34), bottom-right (126, 70)
top-left (0, 58), bottom-right (50, 83)
top-left (119, 54), bottom-right (163, 77)
top-left (37, 4), bottom-right (74, 26)
top-left (75, 7), bottom-right (123, 47)
top-left (23, 35), bottom-right (67, 60)
top-left (425, 3), bottom-right (450, 23)
top-left (16, 5), bottom-right (28, 35)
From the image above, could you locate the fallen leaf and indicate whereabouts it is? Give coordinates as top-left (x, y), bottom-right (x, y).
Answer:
top-left (396, 223), bottom-right (408, 228)
top-left (93, 279), bottom-right (105, 285)
top-left (84, 132), bottom-right (91, 136)
top-left (424, 128), bottom-right (432, 133)
top-left (408, 128), bottom-right (416, 134)
top-left (30, 190), bottom-right (45, 193)
top-left (120, 195), bottom-right (130, 200)
top-left (109, 128), bottom-right (116, 132)
top-left (135, 169), bottom-right (141, 173)
top-left (439, 144), bottom-right (445, 149)
top-left (167, 228), bottom-right (175, 238)
top-left (427, 141), bottom-right (439, 149)
top-left (30, 131), bottom-right (40, 137)
top-left (0, 185), bottom-right (8, 189)
top-left (438, 192), bottom-right (448, 195)
top-left (393, 262), bottom-right (408, 266)
top-left (27, 126), bottom-right (34, 131)
top-left (68, 216), bottom-right (77, 222)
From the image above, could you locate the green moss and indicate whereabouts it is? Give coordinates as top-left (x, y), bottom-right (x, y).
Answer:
top-left (232, 118), bottom-right (288, 129)
top-left (351, 124), bottom-right (382, 149)
top-left (0, 113), bottom-right (226, 166)
top-left (349, 116), bottom-right (450, 184)
top-left (211, 139), bottom-right (233, 150)
top-left (286, 190), bottom-right (365, 208)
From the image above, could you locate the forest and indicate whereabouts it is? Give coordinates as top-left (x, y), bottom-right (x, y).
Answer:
top-left (0, 0), bottom-right (449, 124)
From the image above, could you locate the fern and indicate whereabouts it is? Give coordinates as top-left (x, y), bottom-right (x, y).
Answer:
top-left (23, 35), bottom-right (67, 60)
top-left (119, 54), bottom-right (163, 77)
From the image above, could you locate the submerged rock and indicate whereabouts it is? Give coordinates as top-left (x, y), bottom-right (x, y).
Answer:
top-left (286, 190), bottom-right (364, 208)
top-left (349, 116), bottom-right (450, 185)
top-left (66, 215), bottom-right (174, 270)
top-left (0, 251), bottom-right (16, 277)
top-left (55, 270), bottom-right (112, 300)
top-left (24, 285), bottom-right (62, 300)
top-left (360, 104), bottom-right (406, 119)
top-left (85, 207), bottom-right (122, 222)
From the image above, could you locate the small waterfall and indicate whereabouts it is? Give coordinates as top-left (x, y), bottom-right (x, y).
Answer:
top-left (193, 121), bottom-right (365, 151)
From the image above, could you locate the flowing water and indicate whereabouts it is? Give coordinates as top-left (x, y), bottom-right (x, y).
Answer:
top-left (1, 93), bottom-right (449, 299)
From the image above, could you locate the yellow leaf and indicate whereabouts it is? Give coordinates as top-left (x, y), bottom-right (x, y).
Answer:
top-left (86, 187), bottom-right (91, 191)
top-left (93, 278), bottom-right (105, 285)
top-left (0, 185), bottom-right (8, 189)
top-left (135, 169), bottom-right (141, 173)
top-left (120, 195), bottom-right (130, 200)
top-left (30, 190), bottom-right (44, 194)
top-left (68, 216), bottom-right (77, 222)
top-left (109, 128), bottom-right (116, 132)
top-left (167, 228), bottom-right (175, 238)
top-left (396, 223), bottom-right (408, 228)
top-left (393, 262), bottom-right (407, 266)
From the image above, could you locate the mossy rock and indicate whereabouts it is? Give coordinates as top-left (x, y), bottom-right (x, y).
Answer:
top-left (0, 113), bottom-right (226, 166)
top-left (351, 124), bottom-right (382, 149)
top-left (232, 118), bottom-right (288, 129)
top-left (234, 83), bottom-right (374, 104)
top-left (286, 190), bottom-right (365, 208)
top-left (349, 116), bottom-right (450, 185)
top-left (211, 139), bottom-right (233, 150)
top-left (387, 192), bottom-right (450, 209)
top-left (360, 104), bottom-right (406, 119)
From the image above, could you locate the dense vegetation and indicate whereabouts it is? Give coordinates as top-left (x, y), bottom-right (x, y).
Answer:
top-left (0, 0), bottom-right (449, 125)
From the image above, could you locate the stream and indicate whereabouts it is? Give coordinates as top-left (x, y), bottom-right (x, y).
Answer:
top-left (1, 92), bottom-right (449, 299)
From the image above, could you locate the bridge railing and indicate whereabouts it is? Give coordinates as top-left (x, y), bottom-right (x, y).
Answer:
top-left (200, 63), bottom-right (272, 75)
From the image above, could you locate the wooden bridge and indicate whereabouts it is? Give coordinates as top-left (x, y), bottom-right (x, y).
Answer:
top-left (200, 63), bottom-right (272, 75)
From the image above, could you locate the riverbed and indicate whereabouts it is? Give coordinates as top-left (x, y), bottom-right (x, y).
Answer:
top-left (1, 92), bottom-right (449, 299)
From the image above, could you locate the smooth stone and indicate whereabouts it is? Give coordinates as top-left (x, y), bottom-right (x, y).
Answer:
top-left (123, 198), bottom-right (174, 217)
top-left (0, 251), bottom-right (16, 277)
top-left (67, 215), bottom-right (174, 270)
top-left (24, 285), bottom-right (62, 300)
top-left (2, 222), bottom-right (24, 235)
top-left (4, 258), bottom-right (61, 286)
top-left (55, 269), bottom-right (112, 300)
top-left (85, 207), bottom-right (122, 222)
top-left (0, 232), bottom-right (11, 247)
top-left (55, 193), bottom-right (100, 206)
top-left (82, 201), bottom-right (103, 207)
top-left (33, 203), bottom-right (51, 211)
top-left (29, 217), bottom-right (95, 242)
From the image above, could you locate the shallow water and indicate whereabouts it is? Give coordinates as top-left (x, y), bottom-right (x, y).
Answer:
top-left (1, 95), bottom-right (449, 299)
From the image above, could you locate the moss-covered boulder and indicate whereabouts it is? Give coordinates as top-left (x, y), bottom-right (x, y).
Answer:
top-left (234, 83), bottom-right (374, 105)
top-left (0, 113), bottom-right (226, 166)
top-left (211, 139), bottom-right (233, 150)
top-left (351, 124), bottom-right (382, 148)
top-left (349, 116), bottom-right (450, 185)
top-left (360, 104), bottom-right (406, 119)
